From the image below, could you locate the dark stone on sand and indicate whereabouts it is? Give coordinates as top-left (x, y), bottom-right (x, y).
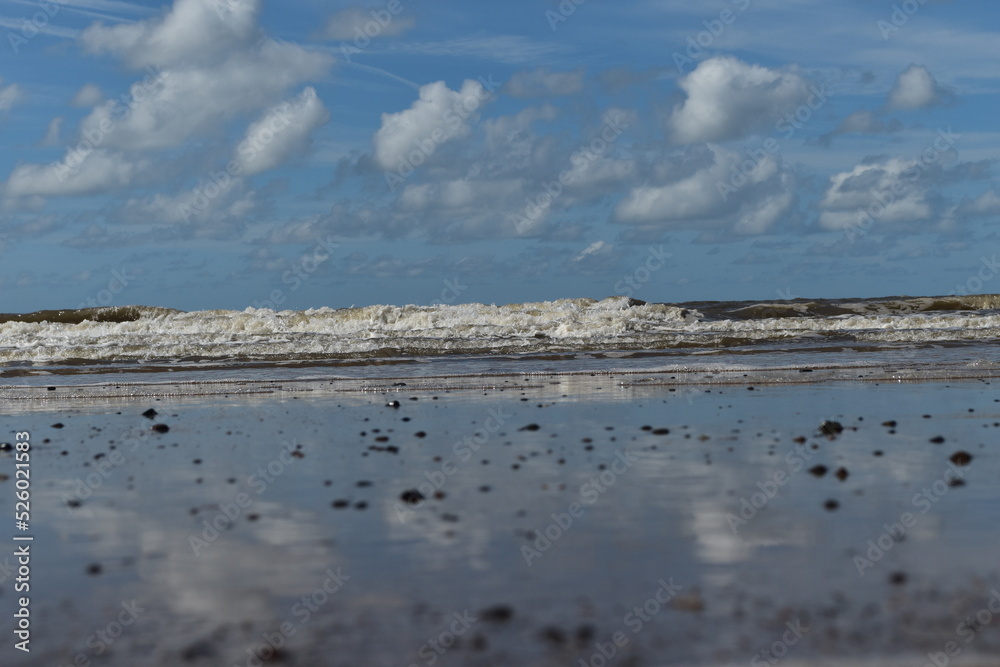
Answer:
top-left (930, 436), bottom-right (945, 444)
top-left (471, 635), bottom-right (488, 651)
top-left (247, 513), bottom-right (260, 521)
top-left (541, 626), bottom-right (567, 645)
top-left (355, 501), bottom-right (368, 510)
top-left (356, 480), bottom-right (372, 487)
top-left (391, 382), bottom-right (407, 387)
top-left (479, 485), bottom-right (491, 492)
top-left (400, 489), bottom-right (425, 504)
top-left (0, 443), bottom-right (11, 452)
top-left (151, 423), bottom-right (170, 433)
top-left (819, 421), bottom-right (843, 436)
top-left (386, 400), bottom-right (401, 408)
top-left (652, 428), bottom-right (669, 435)
top-left (67, 499), bottom-right (82, 508)
top-left (809, 465), bottom-right (828, 477)
top-left (290, 450), bottom-right (305, 458)
top-left (52, 423), bottom-right (64, 429)
top-left (824, 499), bottom-right (839, 511)
top-left (142, 408), bottom-right (158, 419)
top-left (575, 625), bottom-right (595, 644)
top-left (882, 420), bottom-right (897, 427)
top-left (799, 369), bottom-right (813, 373)
top-left (180, 639), bottom-right (216, 661)
top-left (519, 423), bottom-right (541, 431)
top-left (889, 571), bottom-right (907, 586)
top-left (331, 500), bottom-right (349, 509)
top-left (414, 431), bottom-right (426, 438)
top-left (481, 604), bottom-right (513, 623)
top-left (949, 451), bottom-right (973, 466)
top-left (835, 467), bottom-right (849, 481)
top-left (85, 563), bottom-right (102, 575)
top-left (441, 513), bottom-right (459, 522)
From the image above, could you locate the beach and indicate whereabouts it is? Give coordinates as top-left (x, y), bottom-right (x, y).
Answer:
top-left (4, 370), bottom-right (1000, 666)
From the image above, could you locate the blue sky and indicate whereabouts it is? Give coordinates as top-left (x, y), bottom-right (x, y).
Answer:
top-left (1, 0), bottom-right (998, 312)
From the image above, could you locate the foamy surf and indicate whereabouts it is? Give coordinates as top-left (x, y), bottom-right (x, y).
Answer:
top-left (1, 294), bottom-right (999, 369)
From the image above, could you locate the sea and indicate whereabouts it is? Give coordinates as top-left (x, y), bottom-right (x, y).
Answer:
top-left (2, 294), bottom-right (1000, 390)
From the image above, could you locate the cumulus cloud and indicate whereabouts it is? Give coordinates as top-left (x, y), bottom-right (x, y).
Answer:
top-left (614, 144), bottom-right (794, 234)
top-left (886, 65), bottom-right (951, 111)
top-left (506, 68), bottom-right (584, 98)
top-left (78, 41), bottom-right (330, 151)
top-left (668, 56), bottom-right (815, 144)
top-left (5, 150), bottom-right (140, 198)
top-left (233, 87), bottom-right (330, 176)
top-left (71, 83), bottom-right (104, 107)
top-left (80, 0), bottom-right (263, 69)
top-left (372, 79), bottom-right (491, 170)
top-left (324, 5), bottom-right (415, 40)
top-left (817, 157), bottom-right (933, 230)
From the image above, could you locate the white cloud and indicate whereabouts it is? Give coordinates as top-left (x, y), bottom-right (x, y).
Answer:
top-left (614, 144), bottom-right (793, 234)
top-left (78, 40), bottom-right (330, 151)
top-left (5, 150), bottom-right (139, 197)
top-left (0, 81), bottom-right (22, 111)
top-left (506, 68), bottom-right (584, 98)
top-left (817, 157), bottom-right (933, 230)
top-left (324, 6), bottom-right (415, 40)
top-left (80, 0), bottom-right (263, 69)
top-left (71, 83), bottom-right (104, 107)
top-left (886, 65), bottom-right (950, 111)
top-left (233, 87), bottom-right (330, 176)
top-left (373, 79), bottom-right (491, 170)
top-left (39, 117), bottom-right (63, 146)
top-left (668, 56), bottom-right (814, 144)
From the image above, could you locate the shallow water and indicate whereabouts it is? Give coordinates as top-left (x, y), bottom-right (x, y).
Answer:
top-left (2, 375), bottom-right (999, 665)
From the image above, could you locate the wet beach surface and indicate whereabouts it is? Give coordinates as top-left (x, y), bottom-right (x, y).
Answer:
top-left (3, 375), bottom-right (1000, 666)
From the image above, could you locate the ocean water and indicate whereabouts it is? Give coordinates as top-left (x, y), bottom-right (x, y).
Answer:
top-left (2, 294), bottom-right (1000, 389)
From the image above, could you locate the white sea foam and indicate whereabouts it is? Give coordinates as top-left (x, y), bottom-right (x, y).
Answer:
top-left (1, 296), bottom-right (999, 364)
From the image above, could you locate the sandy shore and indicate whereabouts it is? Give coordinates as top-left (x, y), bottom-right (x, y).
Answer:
top-left (2, 374), bottom-right (1000, 665)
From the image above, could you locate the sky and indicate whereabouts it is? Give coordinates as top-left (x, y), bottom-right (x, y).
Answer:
top-left (1, 0), bottom-right (998, 312)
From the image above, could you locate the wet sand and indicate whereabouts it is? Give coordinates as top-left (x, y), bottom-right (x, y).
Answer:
top-left (3, 374), bottom-right (1000, 665)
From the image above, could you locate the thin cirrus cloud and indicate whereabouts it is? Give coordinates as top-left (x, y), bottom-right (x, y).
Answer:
top-left (323, 5), bottom-right (416, 40)
top-left (505, 68), bottom-right (585, 98)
